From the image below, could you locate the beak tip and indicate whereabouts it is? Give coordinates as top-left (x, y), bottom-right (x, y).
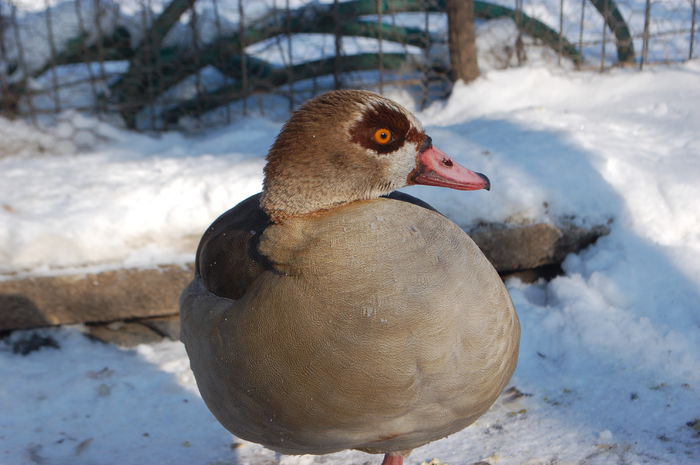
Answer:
top-left (477, 172), bottom-right (491, 191)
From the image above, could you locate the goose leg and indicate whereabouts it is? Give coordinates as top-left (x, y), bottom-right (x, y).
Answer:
top-left (381, 453), bottom-right (405, 465)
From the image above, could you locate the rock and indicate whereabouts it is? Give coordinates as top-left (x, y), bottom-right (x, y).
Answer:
top-left (469, 221), bottom-right (610, 273)
top-left (140, 315), bottom-right (181, 341)
top-left (501, 386), bottom-right (533, 403)
top-left (0, 264), bottom-right (193, 330)
top-left (500, 264), bottom-right (563, 283)
top-left (87, 321), bottom-right (164, 347)
top-left (11, 333), bottom-right (60, 355)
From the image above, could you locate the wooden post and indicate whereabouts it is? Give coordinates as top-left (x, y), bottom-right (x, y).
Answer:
top-left (446, 0), bottom-right (480, 83)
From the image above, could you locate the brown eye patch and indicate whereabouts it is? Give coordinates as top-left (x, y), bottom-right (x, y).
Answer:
top-left (350, 103), bottom-right (411, 154)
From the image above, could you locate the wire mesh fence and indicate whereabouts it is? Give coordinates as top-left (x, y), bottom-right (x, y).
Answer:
top-left (0, 0), bottom-right (697, 132)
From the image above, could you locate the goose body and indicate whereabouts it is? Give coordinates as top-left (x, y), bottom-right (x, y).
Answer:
top-left (181, 90), bottom-right (520, 463)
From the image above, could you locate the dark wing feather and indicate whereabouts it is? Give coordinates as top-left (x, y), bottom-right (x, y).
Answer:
top-left (195, 193), bottom-right (271, 300)
top-left (382, 190), bottom-right (441, 214)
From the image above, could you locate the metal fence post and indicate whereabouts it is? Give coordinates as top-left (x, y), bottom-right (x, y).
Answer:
top-left (377, 0), bottom-right (384, 94)
top-left (10, 3), bottom-right (37, 124)
top-left (285, 0), bottom-right (294, 111)
top-left (558, 0), bottom-right (564, 66)
top-left (420, 0), bottom-right (430, 109)
top-left (691, 0), bottom-right (698, 60)
top-left (139, 0), bottom-right (156, 129)
top-left (74, 0), bottom-right (102, 118)
top-left (0, 3), bottom-right (12, 117)
top-left (515, 0), bottom-right (525, 65)
top-left (600, 0), bottom-right (607, 71)
top-left (189, 2), bottom-right (202, 127)
top-left (237, 0), bottom-right (248, 116)
top-left (212, 0), bottom-right (231, 122)
top-left (92, 0), bottom-right (109, 111)
top-left (44, 0), bottom-right (63, 112)
top-left (640, 0), bottom-right (651, 69)
top-left (578, 0), bottom-right (586, 55)
top-left (333, 0), bottom-right (342, 90)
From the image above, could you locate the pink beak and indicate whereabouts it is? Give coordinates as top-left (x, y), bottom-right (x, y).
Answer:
top-left (411, 145), bottom-right (490, 191)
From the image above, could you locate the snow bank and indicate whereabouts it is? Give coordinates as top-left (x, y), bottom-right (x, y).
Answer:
top-left (2, 62), bottom-right (700, 276)
top-left (0, 115), bottom-right (277, 275)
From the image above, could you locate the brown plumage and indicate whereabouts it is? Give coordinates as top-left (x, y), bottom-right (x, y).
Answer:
top-left (180, 90), bottom-right (520, 465)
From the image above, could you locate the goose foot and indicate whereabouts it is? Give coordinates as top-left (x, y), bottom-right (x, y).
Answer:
top-left (381, 453), bottom-right (404, 465)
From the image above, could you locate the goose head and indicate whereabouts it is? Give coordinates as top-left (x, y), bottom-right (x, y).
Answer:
top-left (260, 89), bottom-right (489, 222)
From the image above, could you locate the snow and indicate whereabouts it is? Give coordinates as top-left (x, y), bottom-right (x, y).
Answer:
top-left (486, 0), bottom-right (697, 65)
top-left (0, 114), bottom-right (275, 275)
top-left (2, 54), bottom-right (700, 465)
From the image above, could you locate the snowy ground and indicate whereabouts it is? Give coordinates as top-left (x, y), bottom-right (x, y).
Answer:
top-left (2, 61), bottom-right (700, 464)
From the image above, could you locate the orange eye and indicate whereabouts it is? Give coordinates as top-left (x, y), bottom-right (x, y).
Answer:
top-left (373, 128), bottom-right (392, 144)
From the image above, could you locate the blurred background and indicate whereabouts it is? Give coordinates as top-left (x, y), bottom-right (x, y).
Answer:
top-left (0, 0), bottom-right (697, 132)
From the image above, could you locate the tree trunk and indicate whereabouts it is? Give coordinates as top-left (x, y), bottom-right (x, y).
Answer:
top-left (446, 0), bottom-right (480, 83)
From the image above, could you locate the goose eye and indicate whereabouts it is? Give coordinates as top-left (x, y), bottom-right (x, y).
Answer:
top-left (373, 128), bottom-right (392, 145)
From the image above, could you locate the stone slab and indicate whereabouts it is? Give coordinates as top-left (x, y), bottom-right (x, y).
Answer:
top-left (0, 221), bottom-right (609, 331)
top-left (469, 221), bottom-right (609, 272)
top-left (0, 264), bottom-right (194, 330)
top-left (140, 315), bottom-right (181, 341)
top-left (87, 321), bottom-right (165, 347)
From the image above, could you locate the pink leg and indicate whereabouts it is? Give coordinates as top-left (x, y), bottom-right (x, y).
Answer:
top-left (381, 454), bottom-right (404, 465)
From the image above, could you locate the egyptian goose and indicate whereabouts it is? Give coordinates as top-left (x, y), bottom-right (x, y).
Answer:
top-left (180, 90), bottom-right (520, 465)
